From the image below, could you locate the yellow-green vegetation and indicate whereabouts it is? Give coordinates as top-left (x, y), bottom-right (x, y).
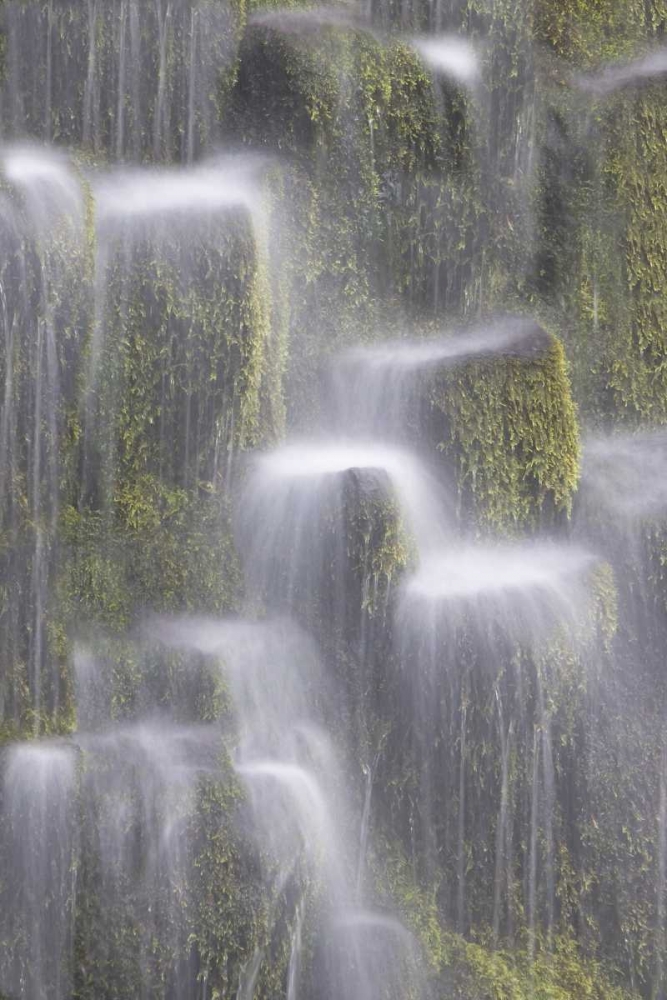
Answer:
top-left (0, 175), bottom-right (272, 739)
top-left (227, 22), bottom-right (485, 418)
top-left (191, 762), bottom-right (306, 1000)
top-left (535, 0), bottom-right (652, 65)
top-left (449, 935), bottom-right (637, 1000)
top-left (344, 472), bottom-right (411, 616)
top-left (538, 83), bottom-right (667, 424)
top-left (51, 484), bottom-right (241, 725)
top-left (0, 0), bottom-right (245, 160)
top-left (1, 0), bottom-right (667, 997)
top-left (0, 164), bottom-right (91, 738)
top-left (72, 747), bottom-right (292, 1000)
top-left (606, 90), bottom-right (667, 421)
top-left (430, 331), bottom-right (580, 532)
top-left (533, 0), bottom-right (667, 423)
top-left (62, 482), bottom-right (241, 621)
top-left (373, 841), bottom-right (638, 1000)
top-left (94, 211), bottom-right (276, 487)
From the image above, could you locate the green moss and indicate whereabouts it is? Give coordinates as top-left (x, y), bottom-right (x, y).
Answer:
top-left (72, 745), bottom-right (281, 1000)
top-left (344, 474), bottom-right (411, 616)
top-left (115, 477), bottom-right (243, 614)
top-left (48, 478), bottom-right (242, 727)
top-left (605, 90), bottom-right (667, 421)
top-left (58, 483), bottom-right (241, 622)
top-left (227, 25), bottom-right (486, 423)
top-left (0, 157), bottom-right (91, 737)
top-left (535, 83), bottom-right (667, 424)
top-left (0, 1), bottom-right (665, 995)
top-left (0, 0), bottom-right (246, 160)
top-left (187, 763), bottom-right (270, 998)
top-left (430, 331), bottom-right (580, 532)
top-left (453, 935), bottom-right (637, 1000)
top-left (90, 209), bottom-right (274, 494)
top-left (372, 838), bottom-right (637, 1000)
top-left (535, 0), bottom-right (650, 64)
top-left (532, 2), bottom-right (667, 423)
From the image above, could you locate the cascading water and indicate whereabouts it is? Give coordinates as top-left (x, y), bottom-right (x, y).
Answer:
top-left (576, 47), bottom-right (667, 95)
top-left (0, 0), bottom-right (239, 160)
top-left (0, 2), bottom-right (666, 1000)
top-left (328, 316), bottom-right (549, 439)
top-left (0, 741), bottom-right (78, 1000)
top-left (410, 35), bottom-right (480, 87)
top-left (0, 145), bottom-right (86, 727)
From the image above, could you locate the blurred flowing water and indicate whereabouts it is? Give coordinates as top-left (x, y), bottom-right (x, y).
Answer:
top-left (0, 2), bottom-right (665, 1000)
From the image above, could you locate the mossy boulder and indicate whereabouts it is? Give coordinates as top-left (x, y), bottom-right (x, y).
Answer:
top-left (428, 324), bottom-right (580, 533)
top-left (87, 204), bottom-right (275, 501)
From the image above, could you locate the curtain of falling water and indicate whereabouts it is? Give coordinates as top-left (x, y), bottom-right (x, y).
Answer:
top-left (0, 2), bottom-right (666, 1000)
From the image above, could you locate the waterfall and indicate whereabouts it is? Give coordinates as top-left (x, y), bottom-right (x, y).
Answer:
top-left (0, 2), bottom-right (666, 999)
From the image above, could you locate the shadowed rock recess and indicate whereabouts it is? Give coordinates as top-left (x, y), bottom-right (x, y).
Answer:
top-left (0, 0), bottom-right (666, 998)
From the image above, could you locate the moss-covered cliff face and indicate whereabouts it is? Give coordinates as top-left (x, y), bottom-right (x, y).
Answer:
top-left (0, 156), bottom-right (91, 735)
top-left (0, 153), bottom-right (284, 740)
top-left (532, 0), bottom-right (667, 423)
top-left (226, 22), bottom-right (490, 421)
top-left (0, 0), bottom-right (243, 160)
top-left (429, 328), bottom-right (580, 532)
top-left (372, 835), bottom-right (642, 1000)
top-left (370, 556), bottom-right (620, 944)
top-left (0, 1), bottom-right (666, 999)
top-left (89, 209), bottom-right (274, 491)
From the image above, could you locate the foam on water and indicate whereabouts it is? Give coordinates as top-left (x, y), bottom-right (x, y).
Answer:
top-left (78, 722), bottom-right (220, 868)
top-left (394, 540), bottom-right (600, 923)
top-left (145, 615), bottom-right (325, 748)
top-left (258, 442), bottom-right (405, 478)
top-left (324, 908), bottom-right (425, 1000)
top-left (79, 720), bottom-right (220, 777)
top-left (335, 908), bottom-right (417, 939)
top-left (146, 612), bottom-right (314, 660)
top-left (147, 612), bottom-right (373, 964)
top-left (236, 758), bottom-right (338, 872)
top-left (3, 739), bottom-right (78, 812)
top-left (397, 541), bottom-right (598, 658)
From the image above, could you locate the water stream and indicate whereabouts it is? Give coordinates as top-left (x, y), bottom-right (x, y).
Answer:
top-left (0, 2), bottom-right (666, 999)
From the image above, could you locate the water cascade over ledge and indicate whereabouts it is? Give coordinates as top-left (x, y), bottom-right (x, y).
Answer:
top-left (0, 2), bottom-right (666, 1000)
